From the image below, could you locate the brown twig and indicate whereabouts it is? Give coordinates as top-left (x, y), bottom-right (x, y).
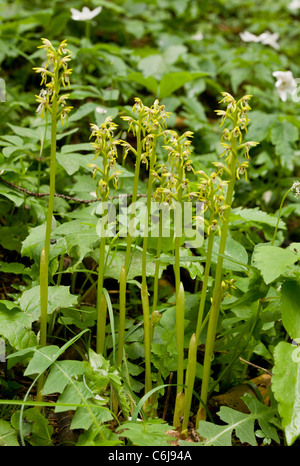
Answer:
top-left (0, 177), bottom-right (147, 204)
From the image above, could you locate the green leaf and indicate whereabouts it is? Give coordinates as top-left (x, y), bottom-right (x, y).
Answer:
top-left (42, 360), bottom-right (86, 395)
top-left (246, 111), bottom-right (277, 142)
top-left (71, 405), bottom-right (113, 430)
top-left (117, 419), bottom-right (173, 446)
top-left (196, 419), bottom-right (234, 446)
top-left (211, 237), bottom-right (249, 272)
top-left (231, 207), bottom-right (286, 229)
top-left (0, 301), bottom-right (37, 350)
top-left (0, 261), bottom-right (30, 275)
top-left (11, 408), bottom-right (53, 446)
top-left (126, 72), bottom-right (158, 95)
top-left (24, 345), bottom-right (60, 377)
top-left (68, 102), bottom-right (98, 123)
top-left (0, 420), bottom-right (19, 446)
top-left (252, 244), bottom-right (300, 284)
top-left (270, 120), bottom-right (298, 170)
top-left (21, 223), bottom-right (47, 261)
top-left (159, 72), bottom-right (208, 99)
top-left (272, 341), bottom-right (300, 445)
top-left (281, 281), bottom-right (300, 340)
top-left (197, 394), bottom-right (278, 446)
top-left (19, 285), bottom-right (78, 320)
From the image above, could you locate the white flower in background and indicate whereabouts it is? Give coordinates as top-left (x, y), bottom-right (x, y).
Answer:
top-left (289, 0), bottom-right (300, 10)
top-left (96, 106), bottom-right (107, 114)
top-left (259, 31), bottom-right (280, 49)
top-left (70, 6), bottom-right (102, 21)
top-left (191, 31), bottom-right (203, 41)
top-left (272, 71), bottom-right (297, 101)
top-left (240, 30), bottom-right (280, 49)
top-left (239, 31), bottom-right (260, 43)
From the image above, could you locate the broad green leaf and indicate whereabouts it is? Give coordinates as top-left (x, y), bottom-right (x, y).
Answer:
top-left (42, 360), bottom-right (86, 395)
top-left (68, 102), bottom-right (98, 123)
top-left (21, 222), bottom-right (47, 260)
top-left (70, 405), bottom-right (113, 430)
top-left (159, 71), bottom-right (209, 99)
top-left (117, 420), bottom-right (173, 446)
top-left (0, 261), bottom-right (29, 274)
top-left (0, 419), bottom-right (19, 446)
top-left (11, 408), bottom-right (53, 446)
top-left (0, 184), bottom-right (24, 207)
top-left (54, 381), bottom-right (92, 413)
top-left (272, 341), bottom-right (300, 445)
top-left (246, 111), bottom-right (277, 142)
top-left (211, 237), bottom-right (249, 272)
top-left (0, 301), bottom-right (37, 350)
top-left (252, 244), bottom-right (300, 284)
top-left (24, 345), bottom-right (60, 376)
top-left (126, 72), bottom-right (158, 95)
top-left (231, 207), bottom-right (285, 229)
top-left (270, 120), bottom-right (298, 170)
top-left (281, 281), bottom-right (300, 340)
top-left (19, 285), bottom-right (78, 320)
top-left (61, 143), bottom-right (93, 153)
top-left (56, 152), bottom-right (90, 176)
top-left (137, 54), bottom-right (168, 80)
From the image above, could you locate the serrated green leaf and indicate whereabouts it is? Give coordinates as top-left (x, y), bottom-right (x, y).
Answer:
top-left (270, 120), bottom-right (298, 170)
top-left (197, 394), bottom-right (278, 446)
top-left (252, 244), bottom-right (300, 284)
top-left (197, 419), bottom-right (234, 446)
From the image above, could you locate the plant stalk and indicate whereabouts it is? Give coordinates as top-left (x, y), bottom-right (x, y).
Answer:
top-left (197, 145), bottom-right (237, 425)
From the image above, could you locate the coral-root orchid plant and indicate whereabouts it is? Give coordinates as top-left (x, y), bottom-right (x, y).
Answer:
top-left (33, 38), bottom-right (73, 401)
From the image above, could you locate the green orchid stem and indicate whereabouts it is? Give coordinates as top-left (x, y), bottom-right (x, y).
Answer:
top-left (198, 146), bottom-right (237, 425)
top-left (195, 230), bottom-right (215, 344)
top-left (37, 81), bottom-right (59, 403)
top-left (176, 281), bottom-right (185, 397)
top-left (117, 266), bottom-right (126, 366)
top-left (152, 208), bottom-right (162, 313)
top-left (141, 282), bottom-right (152, 395)
top-left (182, 333), bottom-right (197, 434)
top-left (96, 227), bottom-right (107, 355)
top-left (141, 135), bottom-right (157, 396)
top-left (272, 186), bottom-right (292, 246)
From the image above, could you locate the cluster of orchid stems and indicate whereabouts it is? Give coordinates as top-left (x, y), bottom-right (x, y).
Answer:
top-left (89, 118), bottom-right (121, 355)
top-left (34, 38), bottom-right (258, 433)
